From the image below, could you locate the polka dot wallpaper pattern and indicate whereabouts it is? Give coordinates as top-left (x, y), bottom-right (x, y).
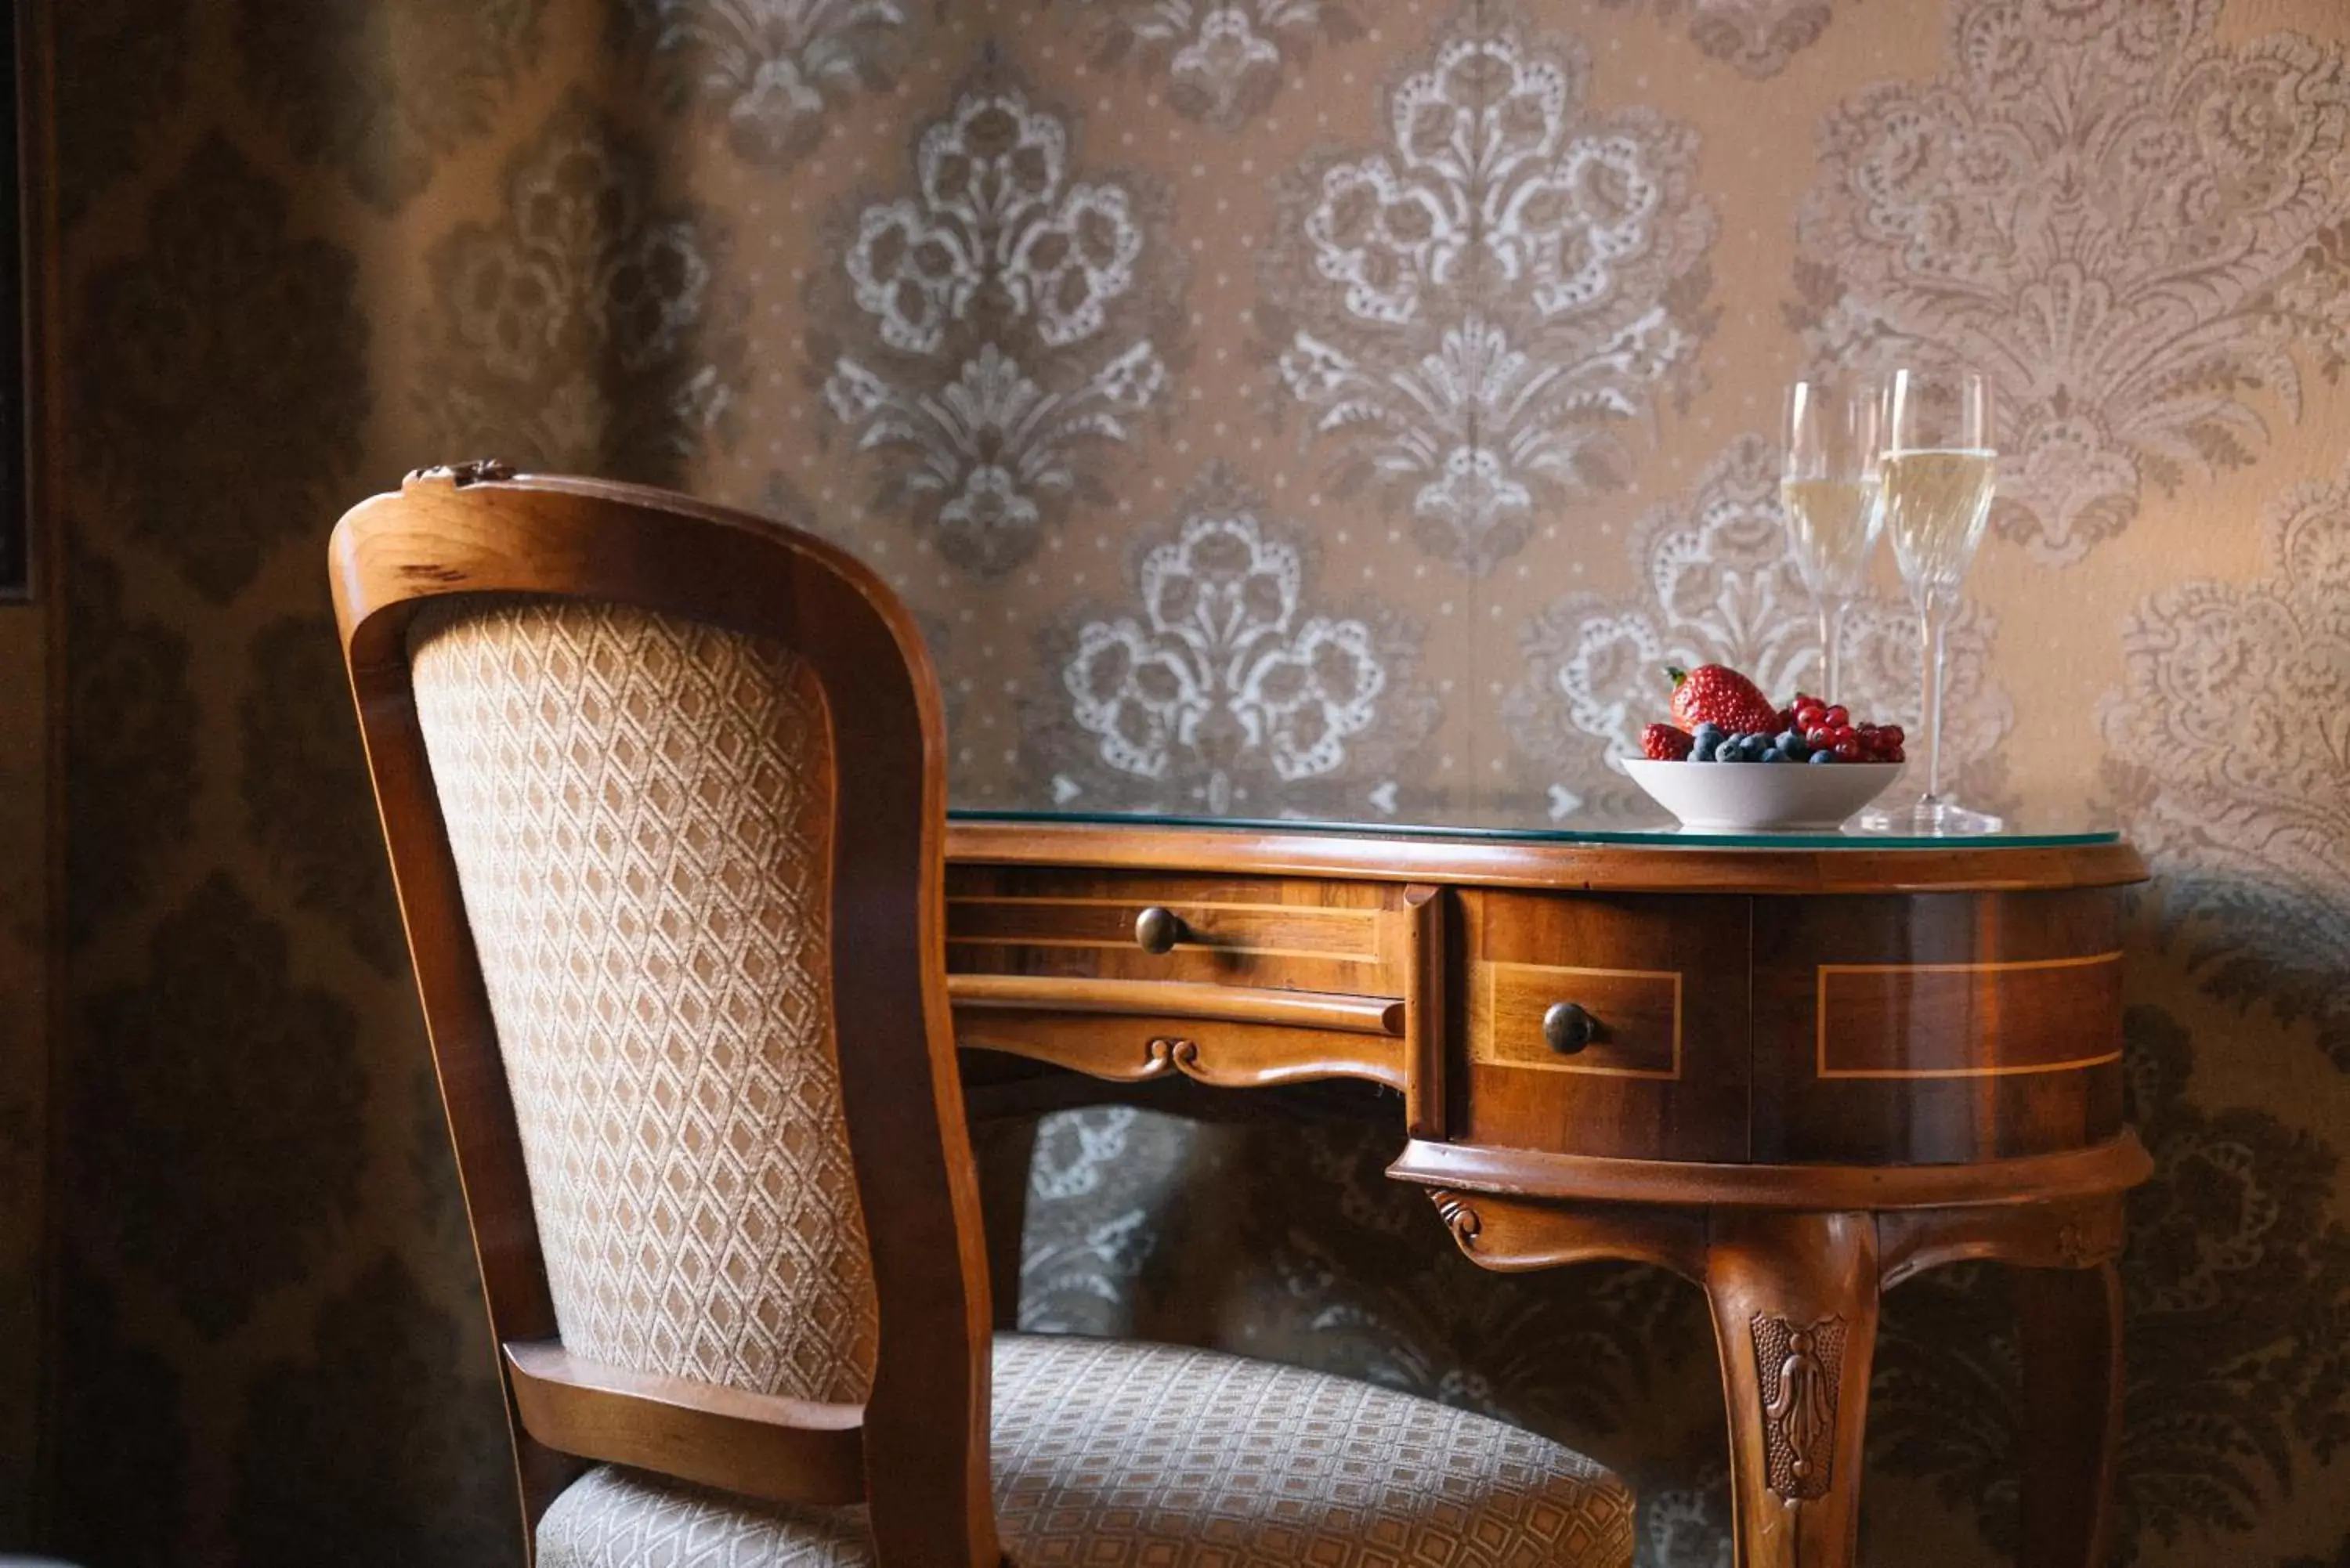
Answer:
top-left (24, 0), bottom-right (2350, 1563)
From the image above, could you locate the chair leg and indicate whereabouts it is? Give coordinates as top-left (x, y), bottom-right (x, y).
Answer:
top-left (1705, 1211), bottom-right (1882, 1568)
top-left (2015, 1260), bottom-right (2124, 1568)
top-left (970, 1115), bottom-right (1039, 1332)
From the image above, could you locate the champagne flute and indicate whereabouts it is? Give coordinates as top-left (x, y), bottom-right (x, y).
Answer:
top-left (1864, 366), bottom-right (2002, 834)
top-left (1781, 377), bottom-right (1885, 704)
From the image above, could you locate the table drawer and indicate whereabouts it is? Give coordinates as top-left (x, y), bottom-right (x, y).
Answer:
top-left (947, 869), bottom-right (1404, 995)
top-left (1473, 960), bottom-right (1684, 1079)
top-left (1455, 891), bottom-right (1751, 1162)
top-left (1749, 890), bottom-right (2127, 1162)
top-left (945, 866), bottom-right (1426, 1092)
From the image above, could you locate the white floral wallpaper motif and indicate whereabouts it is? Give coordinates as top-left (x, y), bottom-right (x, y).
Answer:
top-left (1260, 16), bottom-right (1716, 576)
top-left (1597, 0), bottom-right (1835, 78)
top-left (2102, 460), bottom-right (2350, 1067)
top-left (1029, 463), bottom-right (1437, 814)
top-left (1062, 0), bottom-right (1386, 128)
top-left (812, 77), bottom-right (1184, 577)
top-left (616, 0), bottom-right (916, 168)
top-left (418, 93), bottom-right (741, 482)
top-left (1793, 0), bottom-right (2350, 565)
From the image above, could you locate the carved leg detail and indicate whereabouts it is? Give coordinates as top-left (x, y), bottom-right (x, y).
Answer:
top-left (1705, 1211), bottom-right (1882, 1568)
top-left (2016, 1259), bottom-right (2124, 1568)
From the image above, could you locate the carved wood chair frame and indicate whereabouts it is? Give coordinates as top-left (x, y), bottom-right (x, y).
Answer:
top-left (331, 465), bottom-right (999, 1566)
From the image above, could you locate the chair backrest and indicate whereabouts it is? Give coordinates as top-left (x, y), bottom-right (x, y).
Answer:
top-left (331, 466), bottom-right (997, 1566)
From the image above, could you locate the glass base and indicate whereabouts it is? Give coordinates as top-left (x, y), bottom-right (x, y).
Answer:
top-left (1854, 796), bottom-right (2005, 836)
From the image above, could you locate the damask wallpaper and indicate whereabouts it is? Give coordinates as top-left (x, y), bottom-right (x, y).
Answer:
top-left (26, 0), bottom-right (2350, 1564)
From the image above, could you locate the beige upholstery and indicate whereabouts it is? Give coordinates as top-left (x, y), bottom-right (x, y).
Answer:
top-left (538, 1469), bottom-right (867, 1568)
top-left (409, 595), bottom-right (880, 1406)
top-left (537, 1333), bottom-right (1636, 1567)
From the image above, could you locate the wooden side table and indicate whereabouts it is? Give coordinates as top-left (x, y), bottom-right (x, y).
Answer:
top-left (948, 818), bottom-right (2149, 1568)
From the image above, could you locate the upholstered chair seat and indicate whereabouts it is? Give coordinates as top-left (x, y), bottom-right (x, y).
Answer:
top-left (538, 1333), bottom-right (1633, 1567)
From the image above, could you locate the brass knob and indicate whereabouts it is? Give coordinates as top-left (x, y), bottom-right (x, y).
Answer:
top-left (1134, 906), bottom-right (1188, 955)
top-left (1542, 1001), bottom-right (1596, 1055)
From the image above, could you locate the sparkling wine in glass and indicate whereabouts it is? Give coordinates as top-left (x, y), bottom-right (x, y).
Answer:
top-left (1781, 378), bottom-right (1885, 704)
top-left (1864, 367), bottom-right (2001, 834)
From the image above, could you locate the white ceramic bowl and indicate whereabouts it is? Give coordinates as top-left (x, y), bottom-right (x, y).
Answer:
top-left (1620, 757), bottom-right (1903, 832)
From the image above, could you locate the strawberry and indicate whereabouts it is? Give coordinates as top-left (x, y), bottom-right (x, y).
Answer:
top-left (1640, 722), bottom-right (1694, 761)
top-left (1666, 664), bottom-right (1780, 735)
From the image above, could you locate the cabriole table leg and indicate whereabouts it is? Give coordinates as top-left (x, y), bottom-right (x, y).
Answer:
top-left (2015, 1260), bottom-right (2124, 1568)
top-left (1408, 1190), bottom-right (1888, 1567)
top-left (1408, 1175), bottom-right (2143, 1568)
top-left (1704, 1211), bottom-right (1882, 1568)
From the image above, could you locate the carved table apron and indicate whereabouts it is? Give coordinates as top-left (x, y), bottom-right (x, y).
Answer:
top-left (946, 818), bottom-right (2149, 1568)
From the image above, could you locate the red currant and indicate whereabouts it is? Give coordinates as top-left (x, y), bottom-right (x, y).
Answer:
top-left (1834, 735), bottom-right (1863, 762)
top-left (1824, 705), bottom-right (1850, 728)
top-left (1884, 745), bottom-right (1905, 763)
top-left (1805, 726), bottom-right (1834, 750)
top-left (1879, 724), bottom-right (1904, 747)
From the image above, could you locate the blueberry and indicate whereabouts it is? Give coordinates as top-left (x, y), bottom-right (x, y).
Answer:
top-left (1691, 733), bottom-right (1721, 762)
top-left (1692, 721), bottom-right (1724, 746)
top-left (1807, 748), bottom-right (1835, 764)
top-left (1777, 729), bottom-right (1807, 759)
top-left (1759, 749), bottom-right (1784, 763)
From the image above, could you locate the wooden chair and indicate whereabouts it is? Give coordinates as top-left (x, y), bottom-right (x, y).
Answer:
top-left (331, 466), bottom-right (1637, 1568)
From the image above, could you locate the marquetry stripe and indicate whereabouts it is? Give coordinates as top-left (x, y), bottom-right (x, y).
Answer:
top-left (945, 895), bottom-right (1383, 962)
top-left (1814, 951), bottom-right (2124, 1079)
top-left (946, 896), bottom-right (1379, 912)
top-left (945, 935), bottom-right (1379, 960)
top-left (1473, 961), bottom-right (1683, 1081)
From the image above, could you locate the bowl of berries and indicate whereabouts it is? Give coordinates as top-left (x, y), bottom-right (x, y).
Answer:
top-left (1620, 665), bottom-right (1906, 832)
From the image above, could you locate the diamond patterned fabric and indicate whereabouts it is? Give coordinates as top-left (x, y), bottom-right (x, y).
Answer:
top-left (537, 1334), bottom-right (1636, 1566)
top-left (538, 1469), bottom-right (871, 1568)
top-left (408, 594), bottom-right (880, 1406)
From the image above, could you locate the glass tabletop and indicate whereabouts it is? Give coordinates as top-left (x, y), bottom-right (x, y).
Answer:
top-left (947, 799), bottom-right (2121, 850)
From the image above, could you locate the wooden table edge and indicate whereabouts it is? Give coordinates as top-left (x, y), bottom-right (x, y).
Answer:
top-left (1385, 1133), bottom-right (2155, 1211)
top-left (945, 818), bottom-right (2149, 896)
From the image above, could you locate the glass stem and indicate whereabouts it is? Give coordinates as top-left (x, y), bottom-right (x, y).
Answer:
top-left (1919, 592), bottom-right (1950, 803)
top-left (1817, 594), bottom-right (1847, 705)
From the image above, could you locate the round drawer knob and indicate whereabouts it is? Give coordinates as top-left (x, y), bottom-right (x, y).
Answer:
top-left (1542, 1001), bottom-right (1596, 1055)
top-left (1134, 906), bottom-right (1188, 955)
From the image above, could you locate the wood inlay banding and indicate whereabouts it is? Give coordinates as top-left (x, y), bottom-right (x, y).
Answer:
top-left (1814, 951), bottom-right (2124, 1079)
top-left (948, 974), bottom-right (1405, 1036)
top-left (946, 894), bottom-right (1383, 962)
top-left (1473, 960), bottom-right (1683, 1080)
